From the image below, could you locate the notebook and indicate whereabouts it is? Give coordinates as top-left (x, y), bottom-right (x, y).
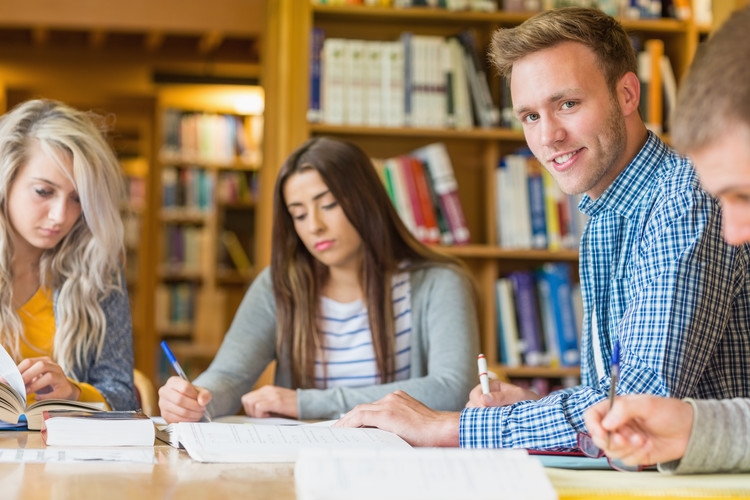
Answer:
top-left (295, 447), bottom-right (558, 500)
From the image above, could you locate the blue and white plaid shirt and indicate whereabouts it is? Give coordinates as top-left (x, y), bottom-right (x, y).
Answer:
top-left (460, 132), bottom-right (750, 450)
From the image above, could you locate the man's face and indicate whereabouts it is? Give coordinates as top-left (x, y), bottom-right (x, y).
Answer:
top-left (691, 123), bottom-right (750, 246)
top-left (511, 41), bottom-right (629, 199)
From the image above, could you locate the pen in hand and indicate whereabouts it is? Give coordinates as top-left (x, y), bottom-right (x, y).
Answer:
top-left (477, 353), bottom-right (490, 395)
top-left (160, 341), bottom-right (212, 422)
top-left (606, 339), bottom-right (620, 447)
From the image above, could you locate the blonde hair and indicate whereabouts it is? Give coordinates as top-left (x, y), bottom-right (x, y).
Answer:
top-left (671, 6), bottom-right (750, 153)
top-left (489, 7), bottom-right (637, 94)
top-left (0, 99), bottom-right (125, 375)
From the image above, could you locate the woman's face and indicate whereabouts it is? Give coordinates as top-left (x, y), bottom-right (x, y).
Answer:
top-left (283, 169), bottom-right (363, 274)
top-left (7, 141), bottom-right (81, 260)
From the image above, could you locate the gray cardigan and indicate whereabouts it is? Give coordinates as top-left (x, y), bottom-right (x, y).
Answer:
top-left (659, 398), bottom-right (750, 474)
top-left (195, 265), bottom-right (480, 419)
top-left (53, 283), bottom-right (138, 411)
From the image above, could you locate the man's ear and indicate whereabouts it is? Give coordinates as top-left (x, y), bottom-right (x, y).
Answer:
top-left (617, 71), bottom-right (641, 117)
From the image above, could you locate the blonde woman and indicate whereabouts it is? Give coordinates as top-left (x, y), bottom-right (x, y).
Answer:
top-left (0, 99), bottom-right (136, 411)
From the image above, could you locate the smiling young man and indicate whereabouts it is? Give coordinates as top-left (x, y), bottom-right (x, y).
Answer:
top-left (583, 6), bottom-right (750, 474)
top-left (335, 7), bottom-right (750, 451)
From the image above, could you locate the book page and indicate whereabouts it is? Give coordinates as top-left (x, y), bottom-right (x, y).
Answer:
top-left (295, 448), bottom-right (558, 500)
top-left (175, 422), bottom-right (411, 463)
top-left (0, 345), bottom-right (26, 408)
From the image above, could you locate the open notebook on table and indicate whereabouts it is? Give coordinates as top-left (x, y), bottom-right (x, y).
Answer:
top-left (157, 421), bottom-right (410, 463)
top-left (0, 346), bottom-right (106, 430)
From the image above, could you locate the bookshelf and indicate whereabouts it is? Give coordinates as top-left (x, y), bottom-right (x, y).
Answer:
top-left (154, 84), bottom-right (263, 381)
top-left (264, 0), bottom-right (714, 394)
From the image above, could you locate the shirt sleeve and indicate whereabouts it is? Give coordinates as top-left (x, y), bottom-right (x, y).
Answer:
top-left (659, 398), bottom-right (750, 474)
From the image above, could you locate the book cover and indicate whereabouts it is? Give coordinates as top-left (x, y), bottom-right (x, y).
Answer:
top-left (41, 410), bottom-right (155, 447)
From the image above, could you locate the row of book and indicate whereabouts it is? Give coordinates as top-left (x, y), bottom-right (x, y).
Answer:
top-left (496, 152), bottom-right (587, 250)
top-left (161, 108), bottom-right (263, 165)
top-left (162, 225), bottom-right (204, 274)
top-left (373, 142), bottom-right (470, 245)
top-left (162, 167), bottom-right (214, 212)
top-left (155, 283), bottom-right (197, 332)
top-left (309, 29), bottom-right (500, 129)
top-left (634, 38), bottom-right (678, 135)
top-left (217, 170), bottom-right (258, 205)
top-left (496, 263), bottom-right (583, 368)
top-left (310, 0), bottom-right (497, 10)
top-left (310, 0), bottom-right (702, 20)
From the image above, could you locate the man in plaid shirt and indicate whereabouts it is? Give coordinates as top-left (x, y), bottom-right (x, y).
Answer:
top-left (335, 7), bottom-right (750, 450)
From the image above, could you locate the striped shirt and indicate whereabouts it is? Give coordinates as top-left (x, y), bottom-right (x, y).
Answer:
top-left (460, 132), bottom-right (750, 450)
top-left (315, 272), bottom-right (412, 388)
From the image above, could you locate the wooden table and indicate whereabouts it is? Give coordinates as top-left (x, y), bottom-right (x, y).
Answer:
top-left (3, 430), bottom-right (750, 500)
top-left (0, 431), bottom-right (296, 500)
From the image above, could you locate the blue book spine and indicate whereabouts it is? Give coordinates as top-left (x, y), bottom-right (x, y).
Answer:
top-left (541, 263), bottom-right (580, 367)
top-left (400, 32), bottom-right (413, 126)
top-left (508, 271), bottom-right (545, 366)
top-left (308, 27), bottom-right (325, 122)
top-left (527, 166), bottom-right (548, 249)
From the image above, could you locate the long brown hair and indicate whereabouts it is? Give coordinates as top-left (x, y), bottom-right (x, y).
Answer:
top-left (271, 137), bottom-right (463, 388)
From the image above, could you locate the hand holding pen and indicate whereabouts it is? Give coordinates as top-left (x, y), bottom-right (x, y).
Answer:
top-left (160, 341), bottom-right (212, 422)
top-left (606, 339), bottom-right (620, 447)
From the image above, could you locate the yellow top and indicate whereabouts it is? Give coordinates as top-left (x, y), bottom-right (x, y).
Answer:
top-left (17, 287), bottom-right (107, 407)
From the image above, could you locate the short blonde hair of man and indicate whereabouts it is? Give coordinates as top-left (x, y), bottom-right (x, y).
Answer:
top-left (489, 7), bottom-right (637, 94)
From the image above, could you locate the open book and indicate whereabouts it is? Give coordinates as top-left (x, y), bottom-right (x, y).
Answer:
top-left (295, 448), bottom-right (558, 500)
top-left (159, 421), bottom-right (411, 463)
top-left (0, 346), bottom-right (106, 430)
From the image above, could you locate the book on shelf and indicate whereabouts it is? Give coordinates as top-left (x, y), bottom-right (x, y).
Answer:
top-left (295, 448), bottom-right (556, 500)
top-left (314, 30), bottom-right (495, 130)
top-left (536, 263), bottom-right (581, 367)
top-left (0, 346), bottom-right (107, 431)
top-left (308, 27), bottom-right (325, 123)
top-left (221, 230), bottom-right (253, 274)
top-left (411, 143), bottom-right (470, 244)
top-left (496, 277), bottom-right (522, 367)
top-left (40, 410), bottom-right (156, 447)
top-left (507, 270), bottom-right (545, 367)
top-left (495, 152), bottom-right (585, 250)
top-left (157, 422), bottom-right (411, 463)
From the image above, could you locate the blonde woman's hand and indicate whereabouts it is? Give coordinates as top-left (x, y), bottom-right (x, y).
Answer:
top-left (241, 385), bottom-right (298, 419)
top-left (17, 356), bottom-right (80, 400)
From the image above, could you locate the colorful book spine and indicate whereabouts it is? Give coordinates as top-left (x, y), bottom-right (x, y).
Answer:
top-left (307, 27), bottom-right (325, 123)
top-left (508, 270), bottom-right (544, 366)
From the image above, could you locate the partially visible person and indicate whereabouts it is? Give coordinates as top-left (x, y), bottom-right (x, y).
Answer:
top-left (158, 137), bottom-right (479, 423)
top-left (0, 99), bottom-right (137, 411)
top-left (585, 6), bottom-right (750, 474)
top-left (335, 7), bottom-right (750, 451)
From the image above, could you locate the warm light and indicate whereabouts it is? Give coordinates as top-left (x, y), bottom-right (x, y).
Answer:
top-left (234, 93), bottom-right (264, 114)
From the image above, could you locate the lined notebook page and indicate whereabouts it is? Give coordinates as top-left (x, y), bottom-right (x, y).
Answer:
top-left (295, 448), bottom-right (558, 500)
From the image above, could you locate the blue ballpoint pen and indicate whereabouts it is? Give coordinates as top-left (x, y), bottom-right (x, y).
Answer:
top-left (161, 341), bottom-right (212, 422)
top-left (606, 339), bottom-right (620, 446)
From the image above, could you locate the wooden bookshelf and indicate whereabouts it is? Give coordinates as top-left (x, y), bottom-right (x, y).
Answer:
top-left (264, 0), bottom-right (717, 394)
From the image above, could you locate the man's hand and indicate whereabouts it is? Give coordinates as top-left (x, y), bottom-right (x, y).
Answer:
top-left (334, 390), bottom-right (461, 447)
top-left (583, 394), bottom-right (693, 466)
top-left (465, 379), bottom-right (541, 408)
